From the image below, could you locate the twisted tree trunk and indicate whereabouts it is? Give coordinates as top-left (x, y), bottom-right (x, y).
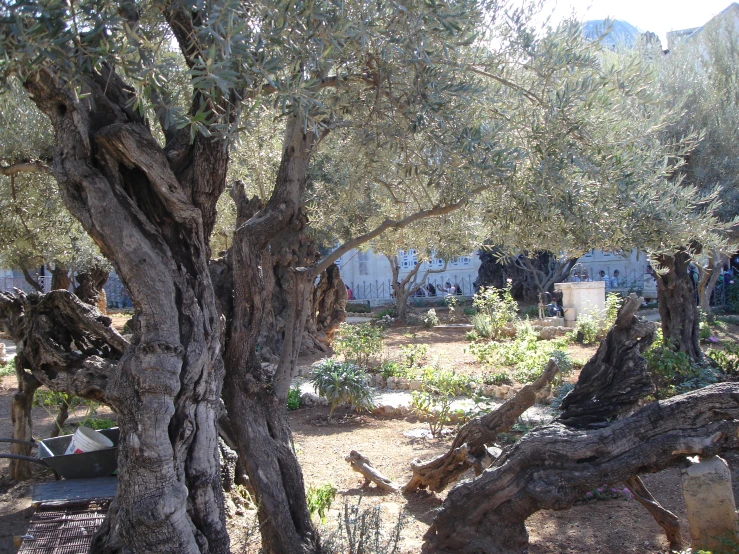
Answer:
top-left (423, 383), bottom-right (739, 554)
top-left (655, 251), bottom-right (703, 362)
top-left (221, 117), bottom-right (321, 553)
top-left (24, 65), bottom-right (229, 554)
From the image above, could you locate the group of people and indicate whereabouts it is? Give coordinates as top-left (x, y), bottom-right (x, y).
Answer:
top-left (413, 281), bottom-right (464, 297)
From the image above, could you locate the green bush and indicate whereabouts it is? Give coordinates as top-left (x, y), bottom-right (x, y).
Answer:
top-left (471, 283), bottom-right (518, 339)
top-left (307, 483), bottom-right (337, 524)
top-left (334, 322), bottom-right (385, 368)
top-left (421, 308), bottom-right (439, 328)
top-left (482, 371), bottom-right (512, 386)
top-left (522, 305), bottom-right (539, 319)
top-left (464, 330), bottom-right (478, 341)
top-left (643, 329), bottom-right (717, 398)
top-left (707, 342), bottom-right (739, 376)
top-left (373, 306), bottom-right (394, 319)
top-left (468, 336), bottom-right (572, 384)
top-left (309, 359), bottom-right (374, 420)
top-left (410, 367), bottom-right (472, 437)
top-left (346, 302), bottom-right (371, 314)
top-left (287, 385), bottom-right (301, 410)
top-left (399, 343), bottom-right (428, 369)
top-left (0, 357), bottom-right (15, 378)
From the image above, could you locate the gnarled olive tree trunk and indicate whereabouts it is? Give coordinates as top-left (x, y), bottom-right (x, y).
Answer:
top-left (655, 251), bottom-right (702, 362)
top-left (221, 117), bottom-right (321, 554)
top-left (24, 65), bottom-right (229, 554)
top-left (423, 383), bottom-right (739, 554)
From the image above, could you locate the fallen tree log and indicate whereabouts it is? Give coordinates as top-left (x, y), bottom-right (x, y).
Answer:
top-left (345, 450), bottom-right (400, 492)
top-left (403, 359), bottom-right (559, 493)
top-left (422, 383), bottom-right (739, 553)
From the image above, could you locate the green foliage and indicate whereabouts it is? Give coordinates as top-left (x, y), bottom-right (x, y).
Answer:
top-left (0, 357), bottom-right (15, 378)
top-left (471, 283), bottom-right (518, 339)
top-left (522, 305), bottom-right (540, 319)
top-left (463, 307), bottom-right (477, 316)
top-left (481, 371), bottom-right (512, 386)
top-left (334, 323), bottom-right (385, 369)
top-left (464, 330), bottom-right (478, 341)
top-left (445, 294), bottom-right (459, 323)
top-left (421, 309), bottom-right (439, 328)
top-left (346, 303), bottom-right (371, 314)
top-left (644, 329), bottom-right (718, 398)
top-left (309, 359), bottom-right (374, 420)
top-left (707, 342), bottom-right (739, 377)
top-left (373, 306), bottom-right (395, 320)
top-left (286, 385), bottom-right (301, 411)
top-left (324, 498), bottom-right (406, 554)
top-left (572, 294), bottom-right (622, 345)
top-left (399, 344), bottom-right (428, 370)
top-left (411, 367), bottom-right (470, 437)
top-left (468, 335), bottom-right (571, 384)
top-left (550, 382), bottom-right (576, 412)
top-left (306, 484), bottom-right (337, 524)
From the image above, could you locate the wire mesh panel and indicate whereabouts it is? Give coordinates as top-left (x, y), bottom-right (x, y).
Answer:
top-left (18, 501), bottom-right (110, 554)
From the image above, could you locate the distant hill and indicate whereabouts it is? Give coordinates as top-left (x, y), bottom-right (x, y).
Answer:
top-left (581, 19), bottom-right (641, 48)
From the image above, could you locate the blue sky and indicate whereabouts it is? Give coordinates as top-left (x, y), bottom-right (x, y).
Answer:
top-left (544, 0), bottom-right (735, 46)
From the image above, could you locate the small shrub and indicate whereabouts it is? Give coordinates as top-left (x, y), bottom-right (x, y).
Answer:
top-left (421, 308), bottom-right (439, 328)
top-left (374, 306), bottom-right (395, 319)
top-left (523, 305), bottom-right (539, 319)
top-left (399, 343), bottom-right (428, 369)
top-left (346, 302), bottom-right (371, 314)
top-left (707, 342), bottom-right (739, 376)
top-left (334, 322), bottom-right (385, 368)
top-left (464, 330), bottom-right (478, 341)
top-left (310, 359), bottom-right (374, 420)
top-left (550, 382), bottom-right (576, 412)
top-left (287, 385), bottom-right (301, 410)
top-left (380, 361), bottom-right (403, 379)
top-left (482, 371), bottom-right (512, 386)
top-left (643, 329), bottom-right (716, 398)
top-left (445, 294), bottom-right (459, 322)
top-left (307, 483), bottom-right (337, 524)
top-left (411, 367), bottom-right (470, 437)
top-left (471, 283), bottom-right (518, 339)
top-left (0, 357), bottom-right (15, 378)
top-left (463, 306), bottom-right (477, 316)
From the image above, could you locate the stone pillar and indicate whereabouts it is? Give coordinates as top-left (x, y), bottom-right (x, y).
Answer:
top-left (681, 455), bottom-right (739, 552)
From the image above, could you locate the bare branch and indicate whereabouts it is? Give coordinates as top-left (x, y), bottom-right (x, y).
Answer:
top-left (0, 160), bottom-right (51, 176)
top-left (313, 186), bottom-right (489, 276)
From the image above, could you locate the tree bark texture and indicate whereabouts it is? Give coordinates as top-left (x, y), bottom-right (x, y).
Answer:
top-left (422, 383), bottom-right (739, 554)
top-left (9, 353), bottom-right (41, 480)
top-left (23, 65), bottom-right (229, 554)
top-left (655, 251), bottom-right (703, 362)
top-left (558, 293), bottom-right (656, 428)
top-left (221, 117), bottom-right (321, 553)
top-left (403, 359), bottom-right (559, 493)
top-left (74, 266), bottom-right (110, 306)
top-left (49, 263), bottom-right (72, 291)
top-left (301, 263), bottom-right (347, 355)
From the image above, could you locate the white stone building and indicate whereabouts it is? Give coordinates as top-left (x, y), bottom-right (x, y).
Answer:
top-left (336, 248), bottom-right (481, 305)
top-left (334, 247), bottom-right (658, 305)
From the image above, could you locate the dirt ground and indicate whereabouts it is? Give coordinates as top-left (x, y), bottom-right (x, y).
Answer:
top-left (2, 311), bottom-right (739, 553)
